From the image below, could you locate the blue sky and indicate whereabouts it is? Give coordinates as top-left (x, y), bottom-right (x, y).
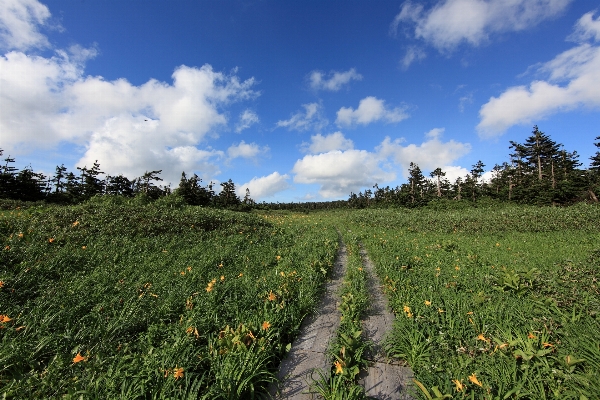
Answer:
top-left (2, 0), bottom-right (599, 201)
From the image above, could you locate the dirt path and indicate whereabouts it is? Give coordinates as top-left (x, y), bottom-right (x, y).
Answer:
top-left (268, 239), bottom-right (347, 399)
top-left (358, 246), bottom-right (415, 400)
top-left (269, 239), bottom-right (414, 399)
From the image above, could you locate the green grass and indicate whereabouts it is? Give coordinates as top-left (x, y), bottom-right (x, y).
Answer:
top-left (340, 204), bottom-right (600, 399)
top-left (0, 201), bottom-right (339, 398)
top-left (2, 200), bottom-right (599, 398)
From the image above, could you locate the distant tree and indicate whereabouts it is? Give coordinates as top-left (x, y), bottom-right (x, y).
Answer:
top-left (106, 175), bottom-right (134, 197)
top-left (0, 150), bottom-right (18, 199)
top-left (176, 172), bottom-right (212, 206)
top-left (430, 167), bottom-right (445, 197)
top-left (77, 160), bottom-right (104, 199)
top-left (217, 179), bottom-right (241, 207)
top-left (470, 160), bottom-right (485, 201)
top-left (243, 188), bottom-right (255, 206)
top-left (591, 136), bottom-right (600, 173)
top-left (408, 162), bottom-right (426, 205)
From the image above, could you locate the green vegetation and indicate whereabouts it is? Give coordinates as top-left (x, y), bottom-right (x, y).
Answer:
top-left (0, 200), bottom-right (339, 398)
top-left (2, 197), bottom-right (599, 399)
top-left (311, 232), bottom-right (370, 399)
top-left (340, 204), bottom-right (600, 399)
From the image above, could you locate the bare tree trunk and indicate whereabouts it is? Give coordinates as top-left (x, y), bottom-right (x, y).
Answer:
top-left (589, 190), bottom-right (599, 203)
top-left (436, 176), bottom-right (441, 197)
top-left (551, 160), bottom-right (556, 189)
top-left (508, 176), bottom-right (513, 200)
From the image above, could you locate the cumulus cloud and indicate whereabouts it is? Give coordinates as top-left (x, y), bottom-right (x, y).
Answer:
top-left (0, 0), bottom-right (261, 186)
top-left (227, 140), bottom-right (268, 159)
top-left (309, 68), bottom-right (362, 91)
top-left (235, 109), bottom-right (259, 133)
top-left (392, 0), bottom-right (572, 52)
top-left (0, 0), bottom-right (54, 51)
top-left (276, 102), bottom-right (328, 131)
top-left (477, 11), bottom-right (600, 137)
top-left (401, 46), bottom-right (426, 69)
top-left (336, 96), bottom-right (409, 127)
top-left (237, 172), bottom-right (290, 200)
top-left (291, 128), bottom-right (471, 198)
top-left (292, 150), bottom-right (395, 198)
top-left (377, 128), bottom-right (471, 177)
top-left (301, 132), bottom-right (354, 154)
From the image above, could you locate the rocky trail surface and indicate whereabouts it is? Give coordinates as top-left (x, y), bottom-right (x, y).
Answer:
top-left (269, 237), bottom-right (415, 399)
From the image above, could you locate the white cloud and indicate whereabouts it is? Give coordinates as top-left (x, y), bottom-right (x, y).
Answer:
top-left (302, 132), bottom-right (354, 154)
top-left (392, 0), bottom-right (572, 52)
top-left (377, 128), bottom-right (471, 177)
top-left (309, 68), bottom-right (362, 91)
top-left (292, 150), bottom-right (395, 198)
top-left (0, 2), bottom-right (259, 188)
top-left (458, 92), bottom-right (474, 112)
top-left (401, 46), bottom-right (426, 69)
top-left (336, 96), bottom-right (409, 127)
top-left (0, 0), bottom-right (54, 51)
top-left (276, 102), bottom-right (328, 131)
top-left (235, 109), bottom-right (259, 133)
top-left (441, 165), bottom-right (470, 183)
top-left (237, 172), bottom-right (290, 200)
top-left (477, 11), bottom-right (600, 137)
top-left (227, 140), bottom-right (268, 159)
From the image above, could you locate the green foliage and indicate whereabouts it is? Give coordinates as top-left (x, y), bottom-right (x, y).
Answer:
top-left (341, 205), bottom-right (600, 399)
top-left (0, 203), bottom-right (339, 398)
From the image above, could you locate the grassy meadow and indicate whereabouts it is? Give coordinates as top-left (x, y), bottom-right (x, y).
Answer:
top-left (1, 198), bottom-right (599, 399)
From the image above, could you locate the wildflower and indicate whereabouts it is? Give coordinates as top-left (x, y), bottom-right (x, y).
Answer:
top-left (15, 326), bottom-right (25, 332)
top-left (72, 221), bottom-right (79, 227)
top-left (268, 291), bottom-right (276, 301)
top-left (438, 308), bottom-right (445, 313)
top-left (18, 232), bottom-right (23, 238)
top-left (334, 360), bottom-right (344, 374)
top-left (542, 342), bottom-right (554, 348)
top-left (82, 246), bottom-right (87, 250)
top-left (477, 334), bottom-right (490, 343)
top-left (527, 332), bottom-right (537, 339)
top-left (173, 367), bottom-right (184, 380)
top-left (455, 265), bottom-right (460, 271)
top-left (187, 266), bottom-right (192, 272)
top-left (424, 300), bottom-right (431, 306)
top-left (0, 281), bottom-right (4, 288)
top-left (218, 262), bottom-right (223, 268)
top-left (205, 283), bottom-right (213, 292)
top-left (468, 373), bottom-right (483, 387)
top-left (403, 305), bottom-right (411, 313)
top-left (495, 243), bottom-right (500, 247)
top-left (73, 353), bottom-right (87, 363)
top-left (452, 379), bottom-right (464, 392)
top-left (220, 275), bottom-right (225, 281)
top-left (48, 238), bottom-right (55, 243)
top-left (0, 315), bottom-right (11, 323)
top-left (466, 311), bottom-right (473, 315)
top-left (4, 246), bottom-right (10, 250)
top-left (358, 267), bottom-right (363, 271)
top-left (276, 255), bottom-right (281, 261)
top-left (186, 327), bottom-right (194, 334)
top-left (180, 271), bottom-right (186, 276)
top-left (262, 321), bottom-right (271, 330)
top-left (238, 273), bottom-right (243, 277)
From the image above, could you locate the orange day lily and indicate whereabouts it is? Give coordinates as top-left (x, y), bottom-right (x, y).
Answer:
top-left (452, 379), bottom-right (464, 392)
top-left (0, 281), bottom-right (4, 288)
top-left (173, 367), bottom-right (184, 380)
top-left (0, 315), bottom-right (11, 323)
top-left (262, 321), bottom-right (271, 330)
top-left (424, 300), bottom-right (431, 306)
top-left (48, 238), bottom-right (55, 243)
top-left (468, 373), bottom-right (483, 387)
top-left (73, 353), bottom-right (87, 363)
top-left (334, 360), bottom-right (343, 374)
top-left (268, 291), bottom-right (277, 301)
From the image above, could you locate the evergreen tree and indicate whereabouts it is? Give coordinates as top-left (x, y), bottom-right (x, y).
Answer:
top-left (176, 172), bottom-right (212, 206)
top-left (470, 160), bottom-right (485, 201)
top-left (591, 136), bottom-right (600, 173)
top-left (408, 162), bottom-right (425, 205)
top-left (106, 175), bottom-right (134, 197)
top-left (217, 179), bottom-right (241, 207)
top-left (0, 150), bottom-right (18, 199)
top-left (430, 167), bottom-right (445, 197)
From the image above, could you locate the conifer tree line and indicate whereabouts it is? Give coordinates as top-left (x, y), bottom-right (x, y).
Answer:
top-left (0, 154), bottom-right (251, 209)
top-left (1, 126), bottom-right (599, 209)
top-left (349, 126), bottom-right (600, 208)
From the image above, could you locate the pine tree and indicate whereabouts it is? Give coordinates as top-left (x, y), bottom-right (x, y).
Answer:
top-left (591, 136), bottom-right (600, 173)
top-left (408, 162), bottom-right (425, 205)
top-left (430, 167), bottom-right (445, 197)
